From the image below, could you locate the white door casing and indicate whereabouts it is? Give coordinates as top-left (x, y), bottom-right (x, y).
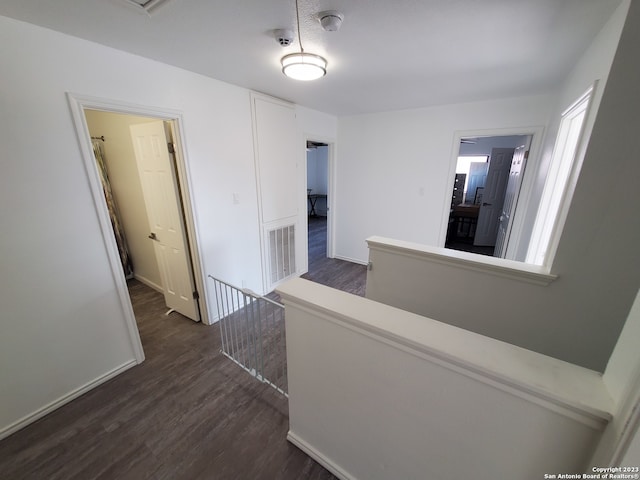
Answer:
top-left (495, 145), bottom-right (528, 258)
top-left (474, 147), bottom-right (514, 247)
top-left (130, 121), bottom-right (198, 321)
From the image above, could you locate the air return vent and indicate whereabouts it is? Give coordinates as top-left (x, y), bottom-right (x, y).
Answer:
top-left (269, 225), bottom-right (296, 285)
top-left (122, 0), bottom-right (172, 14)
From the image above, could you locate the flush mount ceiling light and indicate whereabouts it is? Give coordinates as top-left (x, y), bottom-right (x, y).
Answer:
top-left (282, 52), bottom-right (327, 81)
top-left (281, 0), bottom-right (327, 81)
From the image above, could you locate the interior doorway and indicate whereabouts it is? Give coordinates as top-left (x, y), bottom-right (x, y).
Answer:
top-left (445, 134), bottom-right (532, 258)
top-left (67, 94), bottom-right (211, 365)
top-left (306, 140), bottom-right (330, 270)
top-left (84, 109), bottom-right (200, 322)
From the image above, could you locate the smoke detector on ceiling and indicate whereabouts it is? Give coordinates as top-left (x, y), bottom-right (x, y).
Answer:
top-left (274, 29), bottom-right (295, 46)
top-left (318, 10), bottom-right (344, 31)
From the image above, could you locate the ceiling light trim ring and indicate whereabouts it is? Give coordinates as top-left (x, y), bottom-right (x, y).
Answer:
top-left (281, 52), bottom-right (327, 81)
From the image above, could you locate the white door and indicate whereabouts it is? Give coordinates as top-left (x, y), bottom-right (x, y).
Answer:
top-left (495, 145), bottom-right (527, 258)
top-left (130, 121), bottom-right (198, 321)
top-left (465, 161), bottom-right (489, 204)
top-left (474, 148), bottom-right (514, 247)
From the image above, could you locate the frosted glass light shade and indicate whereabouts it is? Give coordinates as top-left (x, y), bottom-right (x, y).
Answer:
top-left (281, 52), bottom-right (327, 81)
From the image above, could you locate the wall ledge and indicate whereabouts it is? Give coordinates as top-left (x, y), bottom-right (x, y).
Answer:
top-left (277, 278), bottom-right (612, 430)
top-left (366, 236), bottom-right (557, 286)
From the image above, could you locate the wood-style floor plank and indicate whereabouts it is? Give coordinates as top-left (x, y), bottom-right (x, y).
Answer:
top-left (0, 218), bottom-right (365, 480)
top-left (0, 281), bottom-right (336, 480)
top-left (302, 216), bottom-right (367, 296)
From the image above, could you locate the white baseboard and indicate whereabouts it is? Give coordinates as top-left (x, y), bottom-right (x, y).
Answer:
top-left (133, 274), bottom-right (163, 293)
top-left (333, 255), bottom-right (368, 266)
top-left (287, 430), bottom-right (356, 480)
top-left (0, 359), bottom-right (138, 441)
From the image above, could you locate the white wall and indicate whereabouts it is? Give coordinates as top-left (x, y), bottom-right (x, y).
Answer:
top-left (280, 278), bottom-right (611, 480)
top-left (0, 16), bottom-right (336, 438)
top-left (84, 110), bottom-right (163, 290)
top-left (590, 287), bottom-right (640, 465)
top-left (365, 0), bottom-right (639, 373)
top-left (458, 134), bottom-right (528, 156)
top-left (515, 0), bottom-right (631, 261)
top-left (335, 94), bottom-right (555, 263)
top-left (295, 106), bottom-right (338, 140)
top-left (604, 289), bottom-right (640, 423)
top-left (621, 429), bottom-right (640, 464)
top-left (334, 1), bottom-right (629, 267)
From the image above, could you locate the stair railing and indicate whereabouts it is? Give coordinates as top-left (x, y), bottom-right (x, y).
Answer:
top-left (208, 275), bottom-right (287, 396)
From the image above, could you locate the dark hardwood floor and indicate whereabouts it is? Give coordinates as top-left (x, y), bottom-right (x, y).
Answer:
top-left (445, 239), bottom-right (495, 257)
top-left (0, 217), bottom-right (366, 480)
top-left (302, 216), bottom-right (367, 296)
top-left (0, 281), bottom-right (336, 480)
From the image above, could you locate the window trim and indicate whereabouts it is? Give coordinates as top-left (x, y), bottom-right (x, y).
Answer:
top-left (526, 83), bottom-right (597, 267)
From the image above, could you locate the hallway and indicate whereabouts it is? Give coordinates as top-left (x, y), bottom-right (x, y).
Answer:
top-left (0, 217), bottom-right (371, 480)
top-left (303, 216), bottom-right (367, 296)
top-left (0, 281), bottom-right (336, 480)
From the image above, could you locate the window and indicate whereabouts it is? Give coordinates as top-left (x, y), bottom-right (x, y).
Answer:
top-left (526, 85), bottom-right (595, 267)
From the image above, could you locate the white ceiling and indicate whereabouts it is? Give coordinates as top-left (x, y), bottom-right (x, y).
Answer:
top-left (0, 0), bottom-right (622, 116)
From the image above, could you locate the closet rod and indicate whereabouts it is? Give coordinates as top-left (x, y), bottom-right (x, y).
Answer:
top-left (91, 136), bottom-right (105, 141)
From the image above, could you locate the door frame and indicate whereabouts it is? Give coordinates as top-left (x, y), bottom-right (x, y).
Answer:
top-left (440, 126), bottom-right (544, 260)
top-left (302, 134), bottom-right (336, 271)
top-left (67, 94), bottom-right (210, 351)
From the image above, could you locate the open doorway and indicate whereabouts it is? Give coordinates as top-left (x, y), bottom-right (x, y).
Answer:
top-left (84, 109), bottom-right (200, 322)
top-left (306, 140), bottom-right (329, 271)
top-left (445, 134), bottom-right (532, 257)
top-left (67, 94), bottom-right (210, 367)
